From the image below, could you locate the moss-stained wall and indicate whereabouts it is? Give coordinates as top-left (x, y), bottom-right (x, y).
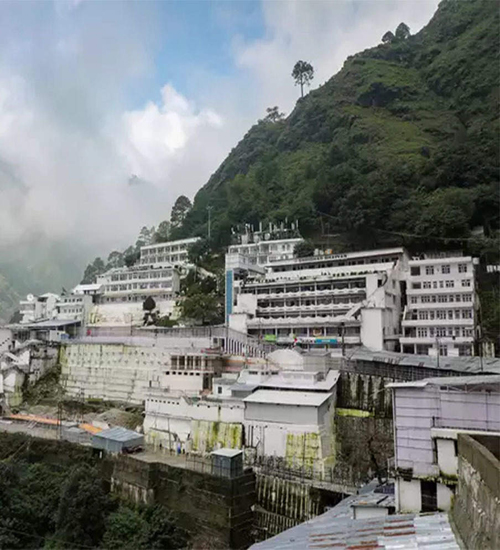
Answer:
top-left (191, 420), bottom-right (242, 453)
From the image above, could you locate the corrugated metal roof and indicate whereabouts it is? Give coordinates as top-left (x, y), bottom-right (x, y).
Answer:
top-left (251, 511), bottom-right (459, 550)
top-left (388, 375), bottom-right (500, 389)
top-left (244, 389), bottom-right (333, 406)
top-left (347, 346), bottom-right (500, 375)
top-left (93, 426), bottom-right (143, 442)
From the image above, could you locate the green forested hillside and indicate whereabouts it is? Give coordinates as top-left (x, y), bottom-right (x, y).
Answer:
top-left (175, 0), bottom-right (499, 256)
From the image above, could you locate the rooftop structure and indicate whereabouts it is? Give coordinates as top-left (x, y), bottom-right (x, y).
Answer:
top-left (388, 374), bottom-right (500, 514)
top-left (401, 254), bottom-right (477, 357)
top-left (92, 426), bottom-right (144, 453)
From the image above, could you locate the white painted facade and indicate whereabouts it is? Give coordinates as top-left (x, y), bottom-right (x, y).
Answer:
top-left (140, 237), bottom-right (200, 266)
top-left (401, 254), bottom-right (477, 357)
top-left (19, 293), bottom-right (60, 324)
top-left (390, 376), bottom-right (500, 513)
top-left (229, 248), bottom-right (407, 351)
top-left (61, 342), bottom-right (222, 404)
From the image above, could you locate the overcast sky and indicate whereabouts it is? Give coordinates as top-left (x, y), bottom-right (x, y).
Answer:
top-left (0, 0), bottom-right (439, 259)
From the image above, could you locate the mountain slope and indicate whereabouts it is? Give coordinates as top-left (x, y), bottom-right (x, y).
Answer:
top-left (178, 0), bottom-right (499, 254)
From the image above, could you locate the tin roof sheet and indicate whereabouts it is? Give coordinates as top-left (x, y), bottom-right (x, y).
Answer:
top-left (388, 374), bottom-right (500, 390)
top-left (244, 389), bottom-right (333, 407)
top-left (93, 426), bottom-right (143, 442)
top-left (347, 346), bottom-right (500, 375)
top-left (251, 511), bottom-right (459, 550)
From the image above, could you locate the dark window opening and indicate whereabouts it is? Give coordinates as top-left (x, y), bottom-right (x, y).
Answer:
top-left (421, 480), bottom-right (437, 512)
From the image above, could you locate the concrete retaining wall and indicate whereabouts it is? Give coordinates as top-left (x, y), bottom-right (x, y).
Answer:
top-left (453, 434), bottom-right (500, 550)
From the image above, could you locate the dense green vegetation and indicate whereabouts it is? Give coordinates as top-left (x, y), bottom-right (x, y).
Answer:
top-left (0, 435), bottom-right (188, 549)
top-left (175, 0), bottom-right (498, 258)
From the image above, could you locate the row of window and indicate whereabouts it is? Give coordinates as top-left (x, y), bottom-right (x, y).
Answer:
top-left (413, 344), bottom-right (472, 356)
top-left (110, 270), bottom-right (172, 282)
top-left (410, 294), bottom-right (472, 304)
top-left (106, 282), bottom-right (172, 292)
top-left (142, 245), bottom-right (186, 254)
top-left (140, 254), bottom-right (187, 264)
top-left (103, 294), bottom-right (173, 303)
top-left (272, 255), bottom-right (400, 273)
top-left (410, 263), bottom-right (469, 276)
top-left (413, 327), bottom-right (474, 338)
top-left (415, 309), bottom-right (473, 321)
top-left (412, 279), bottom-right (471, 290)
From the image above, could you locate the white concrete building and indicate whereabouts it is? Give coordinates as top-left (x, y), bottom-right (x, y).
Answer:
top-left (225, 223), bottom-right (303, 322)
top-left (401, 254), bottom-right (478, 357)
top-left (61, 342), bottom-right (223, 405)
top-left (19, 293), bottom-right (60, 324)
top-left (229, 248), bottom-right (408, 352)
top-left (139, 237), bottom-right (200, 266)
top-left (389, 375), bottom-right (500, 514)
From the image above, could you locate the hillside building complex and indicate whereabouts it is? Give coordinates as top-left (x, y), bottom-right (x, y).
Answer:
top-left (228, 247), bottom-right (408, 352)
top-left (400, 255), bottom-right (477, 357)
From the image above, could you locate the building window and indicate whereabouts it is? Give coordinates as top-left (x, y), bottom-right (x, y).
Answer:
top-left (442, 265), bottom-right (450, 274)
top-left (418, 311), bottom-right (429, 320)
top-left (416, 344), bottom-right (430, 355)
top-left (217, 387), bottom-right (222, 394)
top-left (463, 328), bottom-right (473, 337)
top-left (438, 295), bottom-right (448, 303)
top-left (410, 267), bottom-right (420, 276)
top-left (463, 294), bottom-right (472, 302)
top-left (436, 327), bottom-right (446, 337)
top-left (410, 296), bottom-right (418, 304)
top-left (412, 282), bottom-right (421, 290)
top-left (439, 345), bottom-right (448, 356)
top-left (458, 264), bottom-right (468, 273)
top-left (421, 480), bottom-right (437, 512)
top-left (423, 281), bottom-right (431, 289)
top-left (417, 327), bottom-right (428, 338)
top-left (426, 266), bottom-right (434, 275)
top-left (461, 279), bottom-right (471, 287)
top-left (462, 309), bottom-right (472, 319)
top-left (448, 310), bottom-right (453, 320)
top-left (458, 345), bottom-right (472, 356)
top-left (445, 280), bottom-right (454, 288)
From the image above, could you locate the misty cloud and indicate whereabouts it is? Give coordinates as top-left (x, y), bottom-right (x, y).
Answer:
top-left (0, 0), bottom-right (439, 270)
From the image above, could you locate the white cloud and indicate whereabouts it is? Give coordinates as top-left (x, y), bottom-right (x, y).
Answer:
top-left (0, 0), bottom-right (441, 285)
top-left (120, 84), bottom-right (223, 184)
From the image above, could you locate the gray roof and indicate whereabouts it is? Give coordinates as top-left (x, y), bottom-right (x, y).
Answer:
top-left (347, 346), bottom-right (500, 375)
top-left (388, 374), bottom-right (500, 390)
top-left (211, 448), bottom-right (242, 458)
top-left (251, 511), bottom-right (459, 550)
top-left (244, 389), bottom-right (333, 407)
top-left (93, 427), bottom-right (143, 442)
top-left (9, 319), bottom-right (81, 329)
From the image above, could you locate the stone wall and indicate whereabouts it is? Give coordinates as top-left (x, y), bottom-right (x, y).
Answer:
top-left (453, 434), bottom-right (500, 550)
top-left (253, 473), bottom-right (343, 541)
top-left (0, 432), bottom-right (255, 550)
top-left (111, 456), bottom-right (255, 549)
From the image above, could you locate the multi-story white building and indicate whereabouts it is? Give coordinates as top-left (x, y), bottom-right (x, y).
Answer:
top-left (225, 223), bottom-right (303, 322)
top-left (400, 255), bottom-right (477, 357)
top-left (139, 237), bottom-right (200, 266)
top-left (228, 248), bottom-right (408, 352)
top-left (19, 293), bottom-right (60, 324)
top-left (389, 375), bottom-right (500, 514)
top-left (96, 264), bottom-right (180, 305)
